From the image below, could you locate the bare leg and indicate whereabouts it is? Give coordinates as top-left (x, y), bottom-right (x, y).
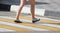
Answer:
top-left (16, 0), bottom-right (26, 20)
top-left (29, 0), bottom-right (35, 20)
top-left (29, 0), bottom-right (40, 23)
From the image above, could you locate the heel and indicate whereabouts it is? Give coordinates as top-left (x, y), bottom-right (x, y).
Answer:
top-left (14, 20), bottom-right (22, 23)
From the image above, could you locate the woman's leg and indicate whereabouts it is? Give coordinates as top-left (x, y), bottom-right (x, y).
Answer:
top-left (29, 0), bottom-right (40, 23)
top-left (29, 0), bottom-right (35, 19)
top-left (16, 0), bottom-right (26, 20)
top-left (14, 0), bottom-right (26, 23)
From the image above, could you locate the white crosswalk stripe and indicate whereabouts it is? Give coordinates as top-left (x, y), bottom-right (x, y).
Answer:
top-left (0, 28), bottom-right (15, 32)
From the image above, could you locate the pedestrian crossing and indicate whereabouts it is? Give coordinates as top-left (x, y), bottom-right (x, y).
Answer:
top-left (0, 16), bottom-right (60, 32)
top-left (0, 28), bottom-right (15, 32)
top-left (13, 16), bottom-right (60, 24)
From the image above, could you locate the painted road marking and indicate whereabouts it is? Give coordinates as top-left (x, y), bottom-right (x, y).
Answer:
top-left (0, 16), bottom-right (60, 31)
top-left (0, 28), bottom-right (15, 32)
top-left (13, 16), bottom-right (60, 24)
top-left (0, 24), bottom-right (32, 31)
top-left (3, 16), bottom-right (60, 28)
top-left (0, 21), bottom-right (48, 31)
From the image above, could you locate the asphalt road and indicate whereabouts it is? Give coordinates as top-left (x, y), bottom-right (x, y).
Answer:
top-left (0, 0), bottom-right (60, 11)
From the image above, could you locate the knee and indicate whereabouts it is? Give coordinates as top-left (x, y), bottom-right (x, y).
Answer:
top-left (20, 2), bottom-right (25, 7)
top-left (20, 3), bottom-right (25, 7)
top-left (30, 3), bottom-right (35, 5)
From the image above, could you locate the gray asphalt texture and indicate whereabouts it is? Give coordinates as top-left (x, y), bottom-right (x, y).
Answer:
top-left (0, 0), bottom-right (60, 11)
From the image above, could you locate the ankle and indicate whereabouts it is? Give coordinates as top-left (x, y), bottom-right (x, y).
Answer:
top-left (16, 17), bottom-right (19, 20)
top-left (32, 18), bottom-right (40, 21)
top-left (32, 18), bottom-right (37, 21)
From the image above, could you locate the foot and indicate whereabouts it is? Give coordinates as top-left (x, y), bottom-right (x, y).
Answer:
top-left (32, 18), bottom-right (40, 23)
top-left (14, 20), bottom-right (22, 23)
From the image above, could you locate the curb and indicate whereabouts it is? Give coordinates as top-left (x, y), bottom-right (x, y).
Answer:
top-left (10, 5), bottom-right (45, 16)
